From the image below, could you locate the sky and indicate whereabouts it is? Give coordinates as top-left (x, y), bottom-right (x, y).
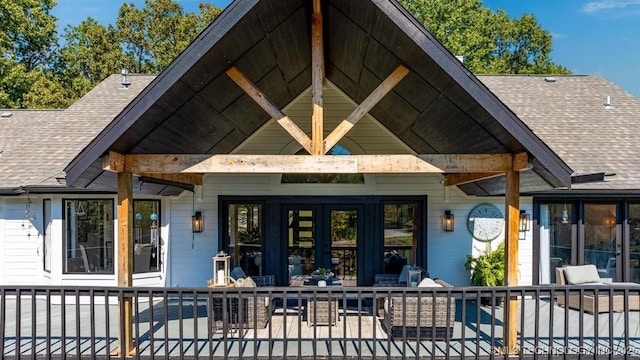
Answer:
top-left (52, 0), bottom-right (640, 97)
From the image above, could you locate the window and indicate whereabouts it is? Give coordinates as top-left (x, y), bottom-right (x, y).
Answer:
top-left (383, 203), bottom-right (418, 274)
top-left (43, 199), bottom-right (52, 272)
top-left (64, 199), bottom-right (114, 274)
top-left (133, 200), bottom-right (161, 273)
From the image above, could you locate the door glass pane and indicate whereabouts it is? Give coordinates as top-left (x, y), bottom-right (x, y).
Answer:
top-left (540, 203), bottom-right (573, 284)
top-left (288, 209), bottom-right (315, 280)
top-left (629, 204), bottom-right (640, 283)
top-left (228, 204), bottom-right (263, 276)
top-left (330, 210), bottom-right (357, 281)
top-left (383, 204), bottom-right (417, 274)
top-left (584, 203), bottom-right (617, 279)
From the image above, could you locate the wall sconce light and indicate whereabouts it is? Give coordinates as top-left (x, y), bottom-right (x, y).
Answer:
top-left (443, 210), bottom-right (454, 232)
top-left (519, 210), bottom-right (531, 232)
top-left (192, 211), bottom-right (203, 233)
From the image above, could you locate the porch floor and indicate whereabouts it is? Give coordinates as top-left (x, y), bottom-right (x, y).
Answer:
top-left (2, 297), bottom-right (640, 358)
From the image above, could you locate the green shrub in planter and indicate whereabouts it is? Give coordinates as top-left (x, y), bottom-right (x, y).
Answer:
top-left (464, 242), bottom-right (505, 305)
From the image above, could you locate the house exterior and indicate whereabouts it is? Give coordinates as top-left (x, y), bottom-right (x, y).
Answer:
top-left (1, 0), bottom-right (638, 289)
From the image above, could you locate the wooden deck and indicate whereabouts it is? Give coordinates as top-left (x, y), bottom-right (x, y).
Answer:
top-left (2, 296), bottom-right (640, 358)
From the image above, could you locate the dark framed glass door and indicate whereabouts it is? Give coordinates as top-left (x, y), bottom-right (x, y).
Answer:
top-left (285, 204), bottom-right (363, 284)
top-left (582, 203), bottom-right (620, 281)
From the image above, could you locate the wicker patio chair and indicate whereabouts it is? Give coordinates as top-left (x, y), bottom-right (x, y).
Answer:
top-left (239, 275), bottom-right (276, 329)
top-left (382, 279), bottom-right (455, 339)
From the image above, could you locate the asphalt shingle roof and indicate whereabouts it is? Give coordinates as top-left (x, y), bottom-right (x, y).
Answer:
top-left (479, 75), bottom-right (640, 190)
top-left (0, 74), bottom-right (154, 191)
top-left (1, 73), bottom-right (639, 192)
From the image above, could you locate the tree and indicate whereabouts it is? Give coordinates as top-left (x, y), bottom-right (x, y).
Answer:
top-left (0, 0), bottom-right (59, 108)
top-left (56, 18), bottom-right (128, 99)
top-left (398, 0), bottom-right (569, 74)
top-left (116, 0), bottom-right (221, 73)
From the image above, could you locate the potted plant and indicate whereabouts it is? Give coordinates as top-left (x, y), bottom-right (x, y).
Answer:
top-left (464, 242), bottom-right (505, 306)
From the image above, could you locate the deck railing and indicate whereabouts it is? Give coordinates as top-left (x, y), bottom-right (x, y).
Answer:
top-left (1, 285), bottom-right (640, 359)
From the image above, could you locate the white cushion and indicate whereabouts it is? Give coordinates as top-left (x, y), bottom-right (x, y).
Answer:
top-left (563, 264), bottom-right (601, 285)
top-left (418, 278), bottom-right (443, 288)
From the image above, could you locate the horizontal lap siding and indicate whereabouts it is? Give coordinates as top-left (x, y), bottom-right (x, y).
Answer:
top-left (1, 198), bottom-right (41, 285)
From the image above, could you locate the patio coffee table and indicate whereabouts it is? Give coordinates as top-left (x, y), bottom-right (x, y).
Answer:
top-left (307, 295), bottom-right (339, 326)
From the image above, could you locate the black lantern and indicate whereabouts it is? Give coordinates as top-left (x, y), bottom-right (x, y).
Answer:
top-left (443, 210), bottom-right (454, 232)
top-left (519, 210), bottom-right (531, 232)
top-left (192, 211), bottom-right (203, 233)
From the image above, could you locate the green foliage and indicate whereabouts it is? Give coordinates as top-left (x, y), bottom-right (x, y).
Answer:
top-left (398, 0), bottom-right (570, 75)
top-left (464, 242), bottom-right (505, 286)
top-left (2, 0), bottom-right (567, 108)
top-left (1, 0), bottom-right (220, 109)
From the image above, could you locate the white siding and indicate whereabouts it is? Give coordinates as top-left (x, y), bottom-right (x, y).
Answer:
top-left (1, 197), bottom-right (42, 285)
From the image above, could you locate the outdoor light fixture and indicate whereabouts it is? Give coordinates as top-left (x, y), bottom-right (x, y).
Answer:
top-left (192, 211), bottom-right (203, 233)
top-left (519, 210), bottom-right (531, 232)
top-left (443, 210), bottom-right (454, 232)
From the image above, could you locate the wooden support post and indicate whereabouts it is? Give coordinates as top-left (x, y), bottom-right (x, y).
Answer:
top-left (116, 171), bottom-right (134, 355)
top-left (311, 0), bottom-right (324, 155)
top-left (504, 168), bottom-right (520, 354)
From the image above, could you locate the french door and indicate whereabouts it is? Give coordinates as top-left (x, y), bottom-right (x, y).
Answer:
top-left (285, 204), bottom-right (363, 283)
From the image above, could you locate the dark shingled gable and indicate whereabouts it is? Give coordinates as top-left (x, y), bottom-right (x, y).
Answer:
top-left (63, 0), bottom-right (573, 196)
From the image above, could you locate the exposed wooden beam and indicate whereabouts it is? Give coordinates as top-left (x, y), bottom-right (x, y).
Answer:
top-left (226, 66), bottom-right (312, 154)
top-left (323, 65), bottom-right (409, 153)
top-left (513, 152), bottom-right (531, 171)
top-left (504, 169), bottom-right (520, 354)
top-left (442, 172), bottom-right (504, 187)
top-left (311, 0), bottom-right (324, 155)
top-left (116, 172), bottom-right (134, 355)
top-left (102, 151), bottom-right (125, 173)
top-left (123, 153), bottom-right (515, 174)
top-left (140, 173), bottom-right (203, 186)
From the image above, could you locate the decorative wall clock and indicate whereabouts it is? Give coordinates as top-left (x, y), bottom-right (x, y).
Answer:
top-left (466, 203), bottom-right (504, 241)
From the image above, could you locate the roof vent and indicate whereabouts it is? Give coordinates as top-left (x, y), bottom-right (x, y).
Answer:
top-left (544, 77), bottom-right (556, 83)
top-left (1, 112), bottom-right (12, 117)
top-left (604, 96), bottom-right (615, 110)
top-left (120, 68), bottom-right (131, 89)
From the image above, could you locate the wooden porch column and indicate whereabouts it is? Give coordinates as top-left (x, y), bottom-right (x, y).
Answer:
top-left (504, 169), bottom-right (519, 354)
top-left (311, 0), bottom-right (324, 155)
top-left (117, 171), bottom-right (134, 355)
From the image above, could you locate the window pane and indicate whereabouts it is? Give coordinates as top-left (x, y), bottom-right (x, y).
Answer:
top-left (64, 200), bottom-right (114, 274)
top-left (228, 204), bottom-right (263, 276)
top-left (287, 209), bottom-right (315, 278)
top-left (330, 210), bottom-right (357, 278)
top-left (629, 204), bottom-right (640, 283)
top-left (134, 200), bottom-right (161, 273)
top-left (583, 203), bottom-right (617, 279)
top-left (383, 204), bottom-right (417, 274)
top-left (540, 203), bottom-right (573, 284)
